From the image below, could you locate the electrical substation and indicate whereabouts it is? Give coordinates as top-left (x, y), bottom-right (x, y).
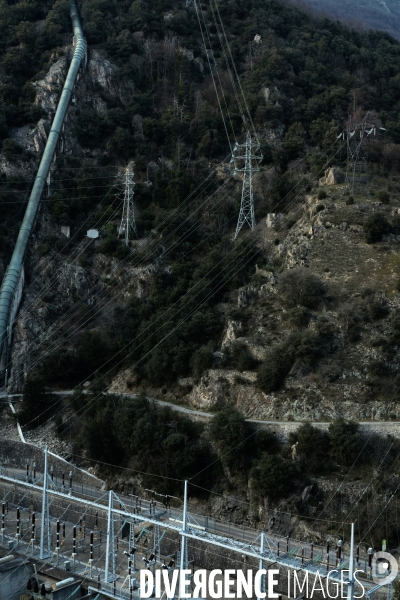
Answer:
top-left (0, 445), bottom-right (393, 600)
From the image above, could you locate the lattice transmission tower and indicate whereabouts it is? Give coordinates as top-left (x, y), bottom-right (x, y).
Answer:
top-left (118, 166), bottom-right (136, 246)
top-left (232, 131), bottom-right (263, 240)
top-left (340, 117), bottom-right (376, 196)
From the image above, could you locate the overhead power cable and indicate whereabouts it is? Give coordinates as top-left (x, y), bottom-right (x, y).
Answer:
top-left (24, 133), bottom-right (347, 428)
top-left (13, 179), bottom-right (239, 381)
top-left (7, 155), bottom-right (232, 335)
top-left (25, 137), bottom-right (348, 435)
top-left (8, 173), bottom-right (236, 368)
top-left (193, 0), bottom-right (234, 150)
top-left (15, 124), bottom-right (345, 386)
top-left (210, 0), bottom-right (258, 140)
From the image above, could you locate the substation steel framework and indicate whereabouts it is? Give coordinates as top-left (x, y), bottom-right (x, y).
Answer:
top-left (0, 467), bottom-right (375, 600)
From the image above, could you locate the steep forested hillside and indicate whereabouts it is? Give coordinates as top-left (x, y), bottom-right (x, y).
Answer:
top-left (3, 0), bottom-right (400, 533)
top-left (3, 0), bottom-right (400, 403)
top-left (28, 0), bottom-right (400, 389)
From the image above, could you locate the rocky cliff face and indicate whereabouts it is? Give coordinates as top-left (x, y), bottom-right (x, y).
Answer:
top-left (172, 190), bottom-right (400, 421)
top-left (4, 45), bottom-right (140, 390)
top-left (105, 181), bottom-right (400, 422)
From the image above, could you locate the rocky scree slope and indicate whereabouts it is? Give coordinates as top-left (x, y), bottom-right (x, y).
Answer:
top-left (108, 176), bottom-right (400, 422)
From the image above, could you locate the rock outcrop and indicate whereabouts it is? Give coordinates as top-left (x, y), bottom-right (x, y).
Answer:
top-left (319, 167), bottom-right (345, 186)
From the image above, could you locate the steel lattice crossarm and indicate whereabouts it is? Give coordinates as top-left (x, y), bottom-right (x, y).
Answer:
top-left (337, 117), bottom-right (386, 196)
top-left (0, 472), bottom-right (180, 533)
top-left (185, 527), bottom-right (347, 585)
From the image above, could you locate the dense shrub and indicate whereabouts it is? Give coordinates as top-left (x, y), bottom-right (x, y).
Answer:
top-left (251, 455), bottom-right (299, 500)
top-left (18, 376), bottom-right (56, 429)
top-left (229, 342), bottom-right (259, 372)
top-left (368, 360), bottom-right (390, 377)
top-left (287, 307), bottom-right (311, 328)
top-left (377, 190), bottom-right (390, 204)
top-left (254, 429), bottom-right (280, 455)
top-left (39, 331), bottom-right (116, 386)
top-left (82, 394), bottom-right (216, 492)
top-left (2, 138), bottom-right (23, 159)
top-left (389, 312), bottom-right (400, 345)
top-left (258, 322), bottom-right (335, 392)
top-left (209, 406), bottom-right (249, 471)
top-left (282, 122), bottom-right (305, 160)
top-left (369, 300), bottom-right (390, 320)
top-left (328, 418), bottom-right (361, 466)
top-left (364, 213), bottom-right (391, 243)
top-left (279, 268), bottom-right (326, 309)
top-left (191, 345), bottom-right (214, 379)
top-left (257, 346), bottom-right (293, 393)
top-left (288, 422), bottom-right (330, 474)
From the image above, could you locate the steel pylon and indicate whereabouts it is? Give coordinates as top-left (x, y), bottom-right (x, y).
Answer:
top-left (344, 119), bottom-right (376, 196)
top-left (232, 131), bottom-right (262, 239)
top-left (118, 166), bottom-right (136, 246)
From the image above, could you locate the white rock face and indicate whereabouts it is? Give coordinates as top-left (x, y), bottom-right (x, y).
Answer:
top-left (188, 369), bottom-right (258, 410)
top-left (33, 56), bottom-right (67, 112)
top-left (221, 320), bottom-right (242, 349)
top-left (86, 50), bottom-right (134, 104)
top-left (87, 51), bottom-right (115, 94)
top-left (238, 286), bottom-right (258, 308)
top-left (262, 85), bottom-right (280, 102)
top-left (266, 213), bottom-right (282, 228)
top-left (377, 0), bottom-right (391, 13)
top-left (319, 167), bottom-right (344, 186)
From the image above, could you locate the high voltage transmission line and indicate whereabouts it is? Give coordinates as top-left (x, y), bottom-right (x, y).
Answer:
top-left (190, 0), bottom-right (262, 240)
top-left (9, 126), bottom-right (346, 408)
top-left (26, 137), bottom-right (348, 436)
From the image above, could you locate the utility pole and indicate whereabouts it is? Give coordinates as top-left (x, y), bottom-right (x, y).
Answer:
top-left (232, 131), bottom-right (263, 239)
top-left (105, 490), bottom-right (116, 583)
top-left (40, 446), bottom-right (51, 559)
top-left (179, 480), bottom-right (188, 600)
top-left (347, 523), bottom-right (355, 600)
top-left (118, 166), bottom-right (136, 246)
top-left (258, 532), bottom-right (265, 600)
